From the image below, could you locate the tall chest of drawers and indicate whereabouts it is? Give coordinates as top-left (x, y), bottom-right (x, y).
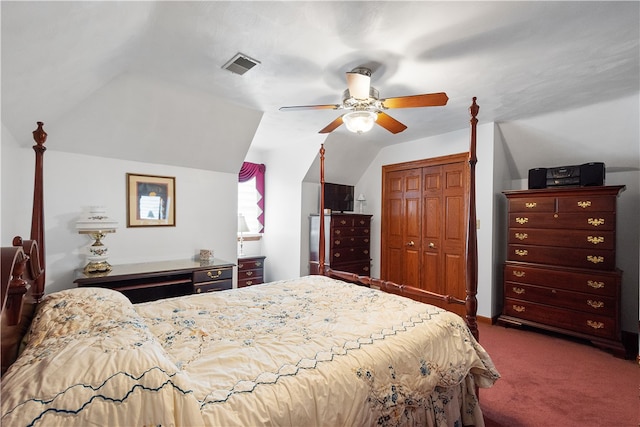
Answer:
top-left (309, 213), bottom-right (372, 275)
top-left (498, 185), bottom-right (626, 357)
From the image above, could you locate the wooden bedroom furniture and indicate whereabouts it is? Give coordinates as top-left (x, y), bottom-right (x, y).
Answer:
top-left (380, 153), bottom-right (469, 317)
top-left (309, 213), bottom-right (372, 276)
top-left (498, 185), bottom-right (626, 357)
top-left (73, 259), bottom-right (235, 303)
top-left (237, 255), bottom-right (266, 287)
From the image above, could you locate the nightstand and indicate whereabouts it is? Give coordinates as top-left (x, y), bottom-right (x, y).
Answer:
top-left (237, 256), bottom-right (266, 288)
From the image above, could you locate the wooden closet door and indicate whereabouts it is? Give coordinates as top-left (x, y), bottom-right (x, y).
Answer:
top-left (382, 168), bottom-right (422, 286)
top-left (382, 154), bottom-right (468, 315)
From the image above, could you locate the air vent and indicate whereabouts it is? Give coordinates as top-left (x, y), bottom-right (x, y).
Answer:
top-left (222, 53), bottom-right (260, 75)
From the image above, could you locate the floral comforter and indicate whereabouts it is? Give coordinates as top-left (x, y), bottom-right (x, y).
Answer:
top-left (1, 275), bottom-right (499, 426)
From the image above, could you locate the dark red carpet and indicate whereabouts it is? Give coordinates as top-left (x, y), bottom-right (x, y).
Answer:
top-left (477, 322), bottom-right (638, 427)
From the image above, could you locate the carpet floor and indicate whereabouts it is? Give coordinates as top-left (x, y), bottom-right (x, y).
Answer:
top-left (477, 322), bottom-right (638, 427)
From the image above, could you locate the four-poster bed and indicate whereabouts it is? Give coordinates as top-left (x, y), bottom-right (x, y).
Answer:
top-left (1, 99), bottom-right (498, 426)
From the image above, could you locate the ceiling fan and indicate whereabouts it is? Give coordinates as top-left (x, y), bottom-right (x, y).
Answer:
top-left (279, 67), bottom-right (448, 134)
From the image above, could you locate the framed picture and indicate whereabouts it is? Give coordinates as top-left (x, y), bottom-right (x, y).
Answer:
top-left (126, 173), bottom-right (176, 227)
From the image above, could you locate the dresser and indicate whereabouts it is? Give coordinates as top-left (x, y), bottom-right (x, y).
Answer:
top-left (74, 258), bottom-right (235, 303)
top-left (237, 256), bottom-right (266, 288)
top-left (498, 185), bottom-right (626, 357)
top-left (309, 213), bottom-right (372, 275)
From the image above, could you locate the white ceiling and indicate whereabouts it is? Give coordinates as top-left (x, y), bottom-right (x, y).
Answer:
top-left (2, 1), bottom-right (639, 181)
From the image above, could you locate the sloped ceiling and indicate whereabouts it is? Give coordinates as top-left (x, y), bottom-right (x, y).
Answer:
top-left (2, 1), bottom-right (638, 179)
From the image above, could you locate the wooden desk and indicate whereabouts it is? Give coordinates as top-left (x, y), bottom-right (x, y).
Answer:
top-left (74, 258), bottom-right (235, 303)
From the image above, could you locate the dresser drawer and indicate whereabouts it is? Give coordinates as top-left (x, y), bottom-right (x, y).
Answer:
top-left (504, 263), bottom-right (620, 297)
top-left (508, 228), bottom-right (615, 250)
top-left (332, 226), bottom-right (370, 238)
top-left (237, 257), bottom-right (264, 271)
top-left (508, 197), bottom-right (556, 213)
top-left (508, 244), bottom-right (615, 270)
top-left (509, 212), bottom-right (615, 230)
top-left (238, 270), bottom-right (263, 287)
top-left (557, 195), bottom-right (616, 213)
top-left (193, 267), bottom-right (233, 284)
top-left (331, 246), bottom-right (370, 263)
top-left (503, 298), bottom-right (618, 340)
top-left (330, 260), bottom-right (371, 275)
top-left (504, 282), bottom-right (616, 317)
top-left (194, 279), bottom-right (232, 294)
top-left (332, 235), bottom-right (370, 249)
top-left (331, 215), bottom-right (370, 227)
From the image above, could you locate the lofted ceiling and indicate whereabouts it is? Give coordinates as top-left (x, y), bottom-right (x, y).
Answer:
top-left (1, 1), bottom-right (638, 182)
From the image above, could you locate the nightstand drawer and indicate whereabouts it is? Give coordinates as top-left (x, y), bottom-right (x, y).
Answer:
top-left (194, 279), bottom-right (232, 294)
top-left (193, 267), bottom-right (233, 284)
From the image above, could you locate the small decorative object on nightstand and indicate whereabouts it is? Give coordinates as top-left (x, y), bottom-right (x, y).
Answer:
top-left (76, 206), bottom-right (118, 275)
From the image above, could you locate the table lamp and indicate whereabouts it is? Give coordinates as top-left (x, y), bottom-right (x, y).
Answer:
top-left (238, 214), bottom-right (250, 257)
top-left (76, 206), bottom-right (118, 274)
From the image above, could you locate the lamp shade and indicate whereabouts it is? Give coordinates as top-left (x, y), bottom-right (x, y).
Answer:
top-left (357, 194), bottom-right (366, 202)
top-left (343, 111), bottom-right (377, 133)
top-left (238, 214), bottom-right (250, 233)
top-left (76, 206), bottom-right (118, 232)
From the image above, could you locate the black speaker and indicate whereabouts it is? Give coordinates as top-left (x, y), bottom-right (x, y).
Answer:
top-left (528, 168), bottom-right (547, 189)
top-left (580, 162), bottom-right (605, 186)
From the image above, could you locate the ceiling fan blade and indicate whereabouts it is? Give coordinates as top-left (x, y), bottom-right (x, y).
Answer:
top-left (376, 112), bottom-right (407, 134)
top-left (319, 115), bottom-right (344, 134)
top-left (279, 104), bottom-right (340, 111)
top-left (346, 71), bottom-right (371, 100)
top-left (381, 92), bottom-right (449, 109)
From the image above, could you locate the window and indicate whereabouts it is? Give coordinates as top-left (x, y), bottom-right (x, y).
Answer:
top-left (238, 162), bottom-right (265, 233)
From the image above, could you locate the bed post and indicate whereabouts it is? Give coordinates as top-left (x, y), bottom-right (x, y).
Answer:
top-left (466, 98), bottom-right (479, 340)
top-left (30, 122), bottom-right (47, 300)
top-left (318, 144), bottom-right (326, 275)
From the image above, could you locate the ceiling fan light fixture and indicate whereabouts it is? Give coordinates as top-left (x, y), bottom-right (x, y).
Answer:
top-left (343, 110), bottom-right (378, 134)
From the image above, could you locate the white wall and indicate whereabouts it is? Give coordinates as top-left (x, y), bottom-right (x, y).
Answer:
top-left (2, 127), bottom-right (238, 294)
top-left (355, 123), bottom-right (497, 319)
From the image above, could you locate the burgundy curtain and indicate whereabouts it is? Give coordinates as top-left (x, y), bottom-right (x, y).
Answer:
top-left (239, 162), bottom-right (266, 232)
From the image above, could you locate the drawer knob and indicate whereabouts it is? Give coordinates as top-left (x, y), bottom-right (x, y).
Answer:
top-left (577, 201), bottom-right (592, 208)
top-left (587, 255), bottom-right (604, 264)
top-left (255, 262), bottom-right (262, 267)
top-left (512, 305), bottom-right (526, 313)
top-left (586, 320), bottom-right (604, 330)
top-left (588, 218), bottom-right (605, 227)
top-left (587, 280), bottom-right (605, 289)
top-left (334, 239), bottom-right (341, 245)
top-left (514, 249), bottom-right (528, 257)
top-left (515, 217), bottom-right (528, 224)
top-left (513, 270), bottom-right (526, 278)
top-left (407, 241), bottom-right (415, 247)
top-left (207, 270), bottom-right (222, 279)
top-left (525, 202), bottom-right (537, 208)
top-left (512, 287), bottom-right (525, 295)
top-left (515, 233), bottom-right (528, 241)
top-left (335, 230), bottom-right (341, 235)
top-left (334, 252), bottom-right (341, 257)
top-left (246, 281), bottom-right (254, 286)
top-left (246, 271), bottom-right (253, 276)
top-left (587, 236), bottom-right (604, 245)
top-left (340, 220), bottom-right (347, 225)
top-left (196, 288), bottom-right (202, 293)
top-left (587, 300), bottom-right (604, 309)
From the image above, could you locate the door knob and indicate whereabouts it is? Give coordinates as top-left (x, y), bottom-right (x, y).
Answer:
top-left (407, 241), bottom-right (415, 246)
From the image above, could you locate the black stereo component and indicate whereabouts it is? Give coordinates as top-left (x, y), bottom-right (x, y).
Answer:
top-left (580, 162), bottom-right (606, 186)
top-left (527, 162), bottom-right (605, 189)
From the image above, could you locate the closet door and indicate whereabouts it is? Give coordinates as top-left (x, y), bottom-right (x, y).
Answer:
top-left (382, 168), bottom-right (422, 286)
top-left (382, 154), bottom-right (468, 315)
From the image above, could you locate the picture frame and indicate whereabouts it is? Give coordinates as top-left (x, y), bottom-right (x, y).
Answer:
top-left (126, 173), bottom-right (176, 227)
